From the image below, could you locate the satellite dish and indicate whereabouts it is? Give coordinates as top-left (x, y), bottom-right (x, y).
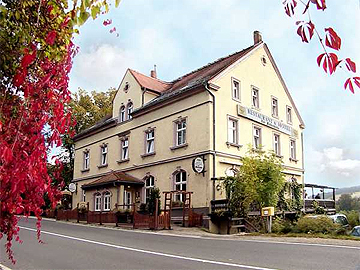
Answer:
top-left (69, 183), bottom-right (76, 193)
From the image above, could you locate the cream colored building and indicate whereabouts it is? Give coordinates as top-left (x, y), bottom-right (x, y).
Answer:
top-left (71, 32), bottom-right (305, 219)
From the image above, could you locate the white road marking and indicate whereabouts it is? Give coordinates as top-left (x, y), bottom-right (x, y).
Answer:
top-left (19, 226), bottom-right (276, 270)
top-left (0, 263), bottom-right (12, 270)
top-left (22, 218), bottom-right (360, 250)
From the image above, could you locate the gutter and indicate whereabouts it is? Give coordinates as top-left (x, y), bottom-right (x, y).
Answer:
top-left (203, 82), bottom-right (216, 201)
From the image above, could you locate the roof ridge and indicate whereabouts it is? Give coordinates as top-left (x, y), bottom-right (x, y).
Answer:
top-left (170, 45), bottom-right (255, 83)
top-left (129, 69), bottom-right (172, 85)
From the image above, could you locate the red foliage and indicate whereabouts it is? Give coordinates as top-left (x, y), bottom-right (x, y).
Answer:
top-left (46, 30), bottom-right (57, 45)
top-left (283, 0), bottom-right (297, 17)
top-left (317, 53), bottom-right (339, 75)
top-left (344, 77), bottom-right (360, 94)
top-left (296, 21), bottom-right (315, 43)
top-left (324, 27), bottom-right (341, 51)
top-left (103, 19), bottom-right (112, 26)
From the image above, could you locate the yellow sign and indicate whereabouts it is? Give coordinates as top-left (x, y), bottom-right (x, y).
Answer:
top-left (261, 207), bottom-right (275, 216)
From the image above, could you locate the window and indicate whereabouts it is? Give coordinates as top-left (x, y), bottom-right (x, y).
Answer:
top-left (100, 145), bottom-right (107, 166)
top-left (127, 102), bottom-right (133, 120)
top-left (253, 126), bottom-right (262, 149)
top-left (146, 130), bottom-right (155, 154)
top-left (103, 191), bottom-right (111, 211)
top-left (287, 106), bottom-right (292, 124)
top-left (95, 193), bottom-right (102, 211)
top-left (83, 151), bottom-right (90, 170)
top-left (121, 138), bottom-right (129, 160)
top-left (82, 190), bottom-right (86, 202)
top-left (273, 133), bottom-right (281, 156)
top-left (232, 78), bottom-right (240, 100)
top-left (176, 119), bottom-right (186, 146)
top-left (145, 175), bottom-right (155, 203)
top-left (252, 87), bottom-right (259, 108)
top-left (120, 106), bottom-right (126, 122)
top-left (174, 171), bottom-right (187, 202)
top-left (228, 118), bottom-right (238, 144)
top-left (272, 97), bottom-right (278, 118)
top-left (290, 139), bottom-right (296, 160)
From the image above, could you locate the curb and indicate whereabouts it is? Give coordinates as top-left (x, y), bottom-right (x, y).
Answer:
top-left (0, 263), bottom-right (12, 270)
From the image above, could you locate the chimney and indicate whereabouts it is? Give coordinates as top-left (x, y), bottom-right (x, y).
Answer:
top-left (150, 65), bottom-right (157, 79)
top-left (253, 31), bottom-right (262, 45)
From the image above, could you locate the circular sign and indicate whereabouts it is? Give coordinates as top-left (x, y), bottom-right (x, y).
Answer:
top-left (69, 183), bottom-right (76, 193)
top-left (192, 157), bottom-right (205, 173)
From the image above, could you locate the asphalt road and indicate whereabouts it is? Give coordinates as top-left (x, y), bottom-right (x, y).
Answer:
top-left (1, 218), bottom-right (360, 270)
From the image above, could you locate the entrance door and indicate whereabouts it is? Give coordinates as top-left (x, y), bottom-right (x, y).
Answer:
top-left (124, 191), bottom-right (132, 209)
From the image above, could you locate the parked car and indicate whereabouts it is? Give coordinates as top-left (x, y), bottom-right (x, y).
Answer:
top-left (328, 214), bottom-right (349, 227)
top-left (350, 226), bottom-right (360, 237)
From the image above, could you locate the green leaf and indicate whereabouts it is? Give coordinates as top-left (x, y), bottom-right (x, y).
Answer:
top-left (115, 0), bottom-right (121, 8)
top-left (78, 11), bottom-right (90, 26)
top-left (91, 6), bottom-right (100, 20)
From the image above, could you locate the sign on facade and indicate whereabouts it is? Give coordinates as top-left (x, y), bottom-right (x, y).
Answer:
top-left (237, 105), bottom-right (298, 137)
top-left (192, 156), bottom-right (205, 174)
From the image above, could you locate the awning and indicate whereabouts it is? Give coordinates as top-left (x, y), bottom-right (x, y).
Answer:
top-left (82, 171), bottom-right (144, 190)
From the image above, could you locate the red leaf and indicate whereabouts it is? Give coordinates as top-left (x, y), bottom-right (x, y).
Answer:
top-left (110, 27), bottom-right (116, 33)
top-left (21, 50), bottom-right (36, 69)
top-left (344, 78), bottom-right (354, 93)
top-left (13, 69), bottom-right (26, 87)
top-left (2, 146), bottom-right (13, 163)
top-left (46, 30), bottom-right (57, 45)
top-left (317, 53), bottom-right (339, 74)
top-left (325, 27), bottom-right (341, 51)
top-left (354, 77), bottom-right (360, 88)
top-left (283, 0), bottom-right (297, 17)
top-left (296, 21), bottom-right (315, 43)
top-left (345, 58), bottom-right (356, 73)
top-left (0, 121), bottom-right (2, 132)
top-left (310, 0), bottom-right (326, 10)
top-left (103, 19), bottom-right (112, 26)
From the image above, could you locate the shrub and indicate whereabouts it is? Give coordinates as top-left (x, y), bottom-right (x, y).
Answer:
top-left (341, 210), bottom-right (360, 228)
top-left (272, 216), bottom-right (294, 234)
top-left (295, 215), bottom-right (340, 234)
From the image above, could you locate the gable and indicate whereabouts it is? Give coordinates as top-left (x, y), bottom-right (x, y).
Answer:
top-left (209, 43), bottom-right (305, 128)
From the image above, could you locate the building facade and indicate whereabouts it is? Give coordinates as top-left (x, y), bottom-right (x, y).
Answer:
top-left (71, 32), bottom-right (305, 219)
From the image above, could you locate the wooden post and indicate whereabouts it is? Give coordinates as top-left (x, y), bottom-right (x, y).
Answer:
top-left (115, 203), bottom-right (118, 227)
top-left (77, 203), bottom-right (79, 223)
top-left (86, 202), bottom-right (89, 224)
top-left (99, 210), bottom-right (102, 225)
top-left (154, 198), bottom-right (159, 230)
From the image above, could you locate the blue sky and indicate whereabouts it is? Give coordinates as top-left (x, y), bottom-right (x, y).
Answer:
top-left (69, 0), bottom-right (360, 188)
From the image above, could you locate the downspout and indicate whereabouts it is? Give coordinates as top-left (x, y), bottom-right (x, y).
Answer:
top-left (203, 82), bottom-right (216, 201)
top-left (301, 131), bottom-right (305, 211)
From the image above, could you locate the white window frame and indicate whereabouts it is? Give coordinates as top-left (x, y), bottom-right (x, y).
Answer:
top-left (100, 145), bottom-right (108, 166)
top-left (120, 105), bottom-right (126, 122)
top-left (95, 193), bottom-right (102, 211)
top-left (176, 119), bottom-right (187, 146)
top-left (271, 96), bottom-right (278, 118)
top-left (273, 133), bottom-right (281, 156)
top-left (174, 171), bottom-right (187, 202)
top-left (145, 130), bottom-right (155, 154)
top-left (124, 191), bottom-right (132, 209)
top-left (145, 175), bottom-right (155, 203)
top-left (231, 77), bottom-right (241, 101)
top-left (83, 151), bottom-right (90, 170)
top-left (252, 87), bottom-right (259, 109)
top-left (286, 106), bottom-right (293, 124)
top-left (103, 191), bottom-right (111, 211)
top-left (127, 102), bottom-right (133, 120)
top-left (121, 138), bottom-right (129, 160)
top-left (253, 126), bottom-right (262, 149)
top-left (227, 117), bottom-right (238, 144)
top-left (290, 139), bottom-right (296, 160)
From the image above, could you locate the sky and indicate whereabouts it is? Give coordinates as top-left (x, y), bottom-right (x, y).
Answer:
top-left (69, 0), bottom-right (360, 188)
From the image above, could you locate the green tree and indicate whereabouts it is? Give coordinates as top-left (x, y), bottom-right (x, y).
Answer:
top-left (224, 147), bottom-right (285, 217)
top-left (147, 187), bottom-right (161, 215)
top-left (337, 194), bottom-right (360, 211)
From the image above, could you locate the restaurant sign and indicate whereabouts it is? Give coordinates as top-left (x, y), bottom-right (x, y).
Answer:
top-left (237, 105), bottom-right (297, 137)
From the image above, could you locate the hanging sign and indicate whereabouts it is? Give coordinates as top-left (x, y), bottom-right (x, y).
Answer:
top-left (69, 183), bottom-right (77, 193)
top-left (192, 156), bottom-right (205, 174)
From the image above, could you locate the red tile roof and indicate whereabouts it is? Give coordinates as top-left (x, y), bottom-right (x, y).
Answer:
top-left (82, 171), bottom-right (144, 189)
top-left (129, 69), bottom-right (171, 93)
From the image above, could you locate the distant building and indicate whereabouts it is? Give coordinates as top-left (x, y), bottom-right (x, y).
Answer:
top-left (71, 31), bottom-right (305, 224)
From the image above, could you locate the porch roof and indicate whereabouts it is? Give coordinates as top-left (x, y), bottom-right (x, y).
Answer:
top-left (82, 171), bottom-right (144, 190)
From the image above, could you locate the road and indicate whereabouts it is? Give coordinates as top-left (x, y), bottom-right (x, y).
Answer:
top-left (1, 218), bottom-right (360, 270)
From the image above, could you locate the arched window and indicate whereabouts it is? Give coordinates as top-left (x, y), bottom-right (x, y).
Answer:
top-left (127, 102), bottom-right (133, 120)
top-left (144, 175), bottom-right (155, 203)
top-left (103, 191), bottom-right (111, 211)
top-left (173, 170), bottom-right (187, 202)
top-left (119, 106), bottom-right (126, 122)
top-left (94, 193), bottom-right (102, 211)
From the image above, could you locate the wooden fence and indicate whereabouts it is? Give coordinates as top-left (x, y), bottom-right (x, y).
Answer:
top-left (133, 211), bottom-right (170, 230)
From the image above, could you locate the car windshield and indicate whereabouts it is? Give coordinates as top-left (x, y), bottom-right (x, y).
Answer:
top-left (352, 227), bottom-right (360, 237)
top-left (336, 216), bottom-right (349, 226)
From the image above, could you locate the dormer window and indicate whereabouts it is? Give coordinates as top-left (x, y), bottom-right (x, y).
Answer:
top-left (127, 102), bottom-right (133, 120)
top-left (120, 106), bottom-right (126, 122)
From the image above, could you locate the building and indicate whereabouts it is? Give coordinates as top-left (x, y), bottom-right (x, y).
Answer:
top-left (71, 31), bottom-right (305, 224)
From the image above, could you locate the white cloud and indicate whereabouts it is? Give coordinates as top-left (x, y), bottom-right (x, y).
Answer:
top-left (70, 44), bottom-right (138, 91)
top-left (324, 147), bottom-right (343, 161)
